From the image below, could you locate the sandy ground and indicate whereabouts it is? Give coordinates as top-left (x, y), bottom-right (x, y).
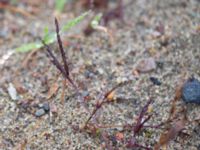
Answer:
top-left (0, 0), bottom-right (200, 149)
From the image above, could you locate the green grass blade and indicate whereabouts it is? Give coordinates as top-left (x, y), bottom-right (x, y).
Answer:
top-left (16, 42), bottom-right (43, 52)
top-left (16, 11), bottom-right (90, 53)
top-left (62, 11), bottom-right (90, 31)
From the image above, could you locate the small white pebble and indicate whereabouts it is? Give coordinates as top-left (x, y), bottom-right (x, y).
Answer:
top-left (7, 83), bottom-right (18, 101)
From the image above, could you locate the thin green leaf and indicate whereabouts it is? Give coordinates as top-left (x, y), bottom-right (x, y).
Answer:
top-left (44, 33), bottom-right (56, 44)
top-left (16, 11), bottom-right (90, 53)
top-left (16, 42), bottom-right (42, 52)
top-left (62, 11), bottom-right (90, 31)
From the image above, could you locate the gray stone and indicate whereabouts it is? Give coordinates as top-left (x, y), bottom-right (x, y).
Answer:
top-left (43, 102), bottom-right (50, 112)
top-left (136, 57), bottom-right (156, 73)
top-left (82, 91), bottom-right (89, 97)
top-left (35, 109), bottom-right (45, 117)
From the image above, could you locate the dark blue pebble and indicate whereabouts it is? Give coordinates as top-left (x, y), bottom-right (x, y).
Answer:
top-left (150, 77), bottom-right (162, 86)
top-left (182, 78), bottom-right (200, 104)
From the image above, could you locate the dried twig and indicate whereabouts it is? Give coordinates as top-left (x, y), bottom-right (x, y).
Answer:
top-left (41, 18), bottom-right (78, 92)
top-left (126, 99), bottom-right (153, 150)
top-left (132, 99), bottom-right (153, 135)
top-left (168, 81), bottom-right (185, 121)
top-left (154, 110), bottom-right (187, 150)
top-left (55, 18), bottom-right (69, 77)
top-left (0, 3), bottom-right (34, 18)
top-left (84, 80), bottom-right (131, 128)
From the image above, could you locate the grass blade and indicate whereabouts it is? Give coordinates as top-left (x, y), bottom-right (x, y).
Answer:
top-left (16, 11), bottom-right (90, 53)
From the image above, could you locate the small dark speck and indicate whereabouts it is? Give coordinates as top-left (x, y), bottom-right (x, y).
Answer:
top-left (43, 102), bottom-right (50, 112)
top-left (150, 77), bottom-right (162, 86)
top-left (156, 61), bottom-right (164, 69)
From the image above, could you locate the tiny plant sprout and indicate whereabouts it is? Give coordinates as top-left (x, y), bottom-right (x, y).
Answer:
top-left (16, 11), bottom-right (90, 52)
top-left (91, 13), bottom-right (103, 29)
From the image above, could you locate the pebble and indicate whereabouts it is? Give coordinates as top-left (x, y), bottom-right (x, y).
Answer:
top-left (35, 109), bottom-right (46, 117)
top-left (150, 77), bottom-right (161, 85)
top-left (84, 70), bottom-right (94, 78)
top-left (97, 68), bottom-right (104, 75)
top-left (43, 102), bottom-right (50, 112)
top-left (82, 91), bottom-right (89, 97)
top-left (136, 57), bottom-right (156, 73)
top-left (38, 102), bottom-right (50, 112)
top-left (156, 61), bottom-right (164, 69)
top-left (7, 83), bottom-right (18, 101)
top-left (182, 78), bottom-right (200, 104)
